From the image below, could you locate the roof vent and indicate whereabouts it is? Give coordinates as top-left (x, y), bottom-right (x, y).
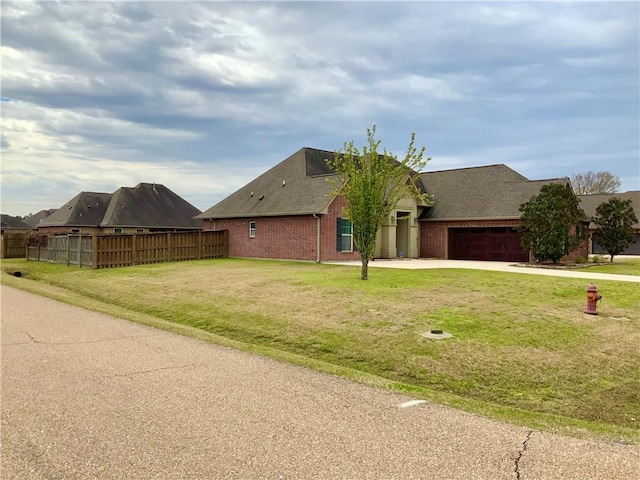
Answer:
top-left (258, 195), bottom-right (265, 201)
top-left (282, 180), bottom-right (286, 187)
top-left (250, 191), bottom-right (254, 197)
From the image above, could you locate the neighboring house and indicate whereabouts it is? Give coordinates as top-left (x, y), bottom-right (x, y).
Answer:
top-left (578, 191), bottom-right (640, 255)
top-left (197, 147), bottom-right (587, 262)
top-left (38, 183), bottom-right (202, 235)
top-left (0, 214), bottom-right (33, 234)
top-left (23, 209), bottom-right (57, 228)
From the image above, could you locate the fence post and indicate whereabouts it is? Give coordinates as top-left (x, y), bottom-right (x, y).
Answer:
top-left (167, 232), bottom-right (172, 261)
top-left (1, 235), bottom-right (5, 259)
top-left (132, 234), bottom-right (137, 266)
top-left (197, 231), bottom-right (202, 260)
top-left (92, 235), bottom-right (98, 269)
top-left (66, 235), bottom-right (70, 266)
top-left (79, 235), bottom-right (83, 268)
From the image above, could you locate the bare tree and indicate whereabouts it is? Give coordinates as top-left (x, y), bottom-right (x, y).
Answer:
top-left (571, 171), bottom-right (621, 195)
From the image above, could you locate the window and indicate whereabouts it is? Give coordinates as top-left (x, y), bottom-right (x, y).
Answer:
top-left (336, 218), bottom-right (354, 252)
top-left (70, 228), bottom-right (80, 234)
top-left (136, 228), bottom-right (144, 233)
top-left (114, 228), bottom-right (123, 234)
top-left (249, 220), bottom-right (256, 238)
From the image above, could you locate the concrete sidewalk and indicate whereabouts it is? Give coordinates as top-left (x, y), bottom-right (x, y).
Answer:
top-left (2, 285), bottom-right (638, 479)
top-left (326, 258), bottom-right (640, 282)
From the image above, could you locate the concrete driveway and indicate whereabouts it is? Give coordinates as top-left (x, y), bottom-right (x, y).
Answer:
top-left (2, 286), bottom-right (638, 479)
top-left (327, 258), bottom-right (640, 282)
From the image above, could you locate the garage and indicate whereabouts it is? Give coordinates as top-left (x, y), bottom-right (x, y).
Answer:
top-left (448, 227), bottom-right (529, 262)
top-left (592, 233), bottom-right (640, 256)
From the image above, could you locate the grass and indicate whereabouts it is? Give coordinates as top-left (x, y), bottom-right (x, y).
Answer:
top-left (2, 257), bottom-right (639, 443)
top-left (583, 258), bottom-right (640, 276)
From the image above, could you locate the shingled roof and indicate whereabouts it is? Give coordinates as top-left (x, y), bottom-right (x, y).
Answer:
top-left (39, 184), bottom-right (202, 229)
top-left (197, 148), bottom-right (338, 219)
top-left (418, 164), bottom-right (570, 220)
top-left (102, 183), bottom-right (202, 229)
top-left (23, 209), bottom-right (57, 228)
top-left (197, 147), bottom-right (428, 219)
top-left (578, 191), bottom-right (640, 229)
top-left (0, 214), bottom-right (32, 231)
top-left (39, 192), bottom-right (113, 227)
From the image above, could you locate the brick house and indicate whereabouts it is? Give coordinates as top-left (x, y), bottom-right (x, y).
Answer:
top-left (578, 191), bottom-right (640, 255)
top-left (38, 183), bottom-right (202, 235)
top-left (197, 147), bottom-right (588, 263)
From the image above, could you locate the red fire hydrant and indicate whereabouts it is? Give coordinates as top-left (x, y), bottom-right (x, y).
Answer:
top-left (585, 283), bottom-right (602, 315)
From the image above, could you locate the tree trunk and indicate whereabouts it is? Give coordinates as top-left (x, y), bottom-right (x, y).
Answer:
top-left (610, 255), bottom-right (614, 263)
top-left (361, 260), bottom-right (369, 280)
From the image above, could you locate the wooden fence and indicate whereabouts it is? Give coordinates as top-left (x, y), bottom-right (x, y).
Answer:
top-left (27, 231), bottom-right (228, 269)
top-left (1, 234), bottom-right (28, 259)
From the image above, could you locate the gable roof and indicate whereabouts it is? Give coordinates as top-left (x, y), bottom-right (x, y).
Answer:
top-left (38, 184), bottom-right (202, 229)
top-left (578, 191), bottom-right (640, 229)
top-left (197, 148), bottom-right (338, 219)
top-left (0, 214), bottom-right (32, 230)
top-left (197, 147), bottom-right (428, 220)
top-left (102, 183), bottom-right (202, 229)
top-left (419, 164), bottom-right (570, 220)
top-left (23, 209), bottom-right (57, 228)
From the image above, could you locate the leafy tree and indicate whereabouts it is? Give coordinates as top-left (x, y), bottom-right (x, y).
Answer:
top-left (593, 197), bottom-right (638, 262)
top-left (327, 126), bottom-right (433, 280)
top-left (571, 171), bottom-right (621, 195)
top-left (518, 183), bottom-right (586, 264)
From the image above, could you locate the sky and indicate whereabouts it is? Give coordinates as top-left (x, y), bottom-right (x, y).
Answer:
top-left (1, 0), bottom-right (639, 217)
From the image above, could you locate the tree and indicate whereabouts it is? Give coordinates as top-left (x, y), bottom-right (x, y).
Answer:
top-left (571, 171), bottom-right (621, 195)
top-left (518, 183), bottom-right (586, 264)
top-left (327, 126), bottom-right (433, 280)
top-left (593, 197), bottom-right (638, 262)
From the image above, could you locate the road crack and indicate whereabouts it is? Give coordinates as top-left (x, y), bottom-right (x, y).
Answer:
top-left (115, 364), bottom-right (196, 378)
top-left (14, 332), bottom-right (155, 346)
top-left (515, 430), bottom-right (533, 480)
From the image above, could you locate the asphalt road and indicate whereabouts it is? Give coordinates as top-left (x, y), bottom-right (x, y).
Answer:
top-left (1, 285), bottom-right (638, 479)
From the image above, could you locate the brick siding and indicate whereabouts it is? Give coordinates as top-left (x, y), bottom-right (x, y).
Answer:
top-left (203, 196), bottom-right (361, 262)
top-left (419, 219), bottom-right (523, 259)
top-left (420, 219), bottom-right (589, 262)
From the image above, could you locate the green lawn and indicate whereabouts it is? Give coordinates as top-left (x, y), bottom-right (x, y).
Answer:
top-left (3, 258), bottom-right (639, 442)
top-left (583, 258), bottom-right (640, 276)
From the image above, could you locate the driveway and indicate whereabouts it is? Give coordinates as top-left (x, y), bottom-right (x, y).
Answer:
top-left (327, 258), bottom-right (640, 282)
top-left (2, 286), bottom-right (638, 479)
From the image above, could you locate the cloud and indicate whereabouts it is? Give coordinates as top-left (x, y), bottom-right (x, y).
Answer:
top-left (1, 1), bottom-right (638, 215)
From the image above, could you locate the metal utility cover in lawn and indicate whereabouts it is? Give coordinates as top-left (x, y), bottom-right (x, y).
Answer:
top-left (422, 330), bottom-right (453, 340)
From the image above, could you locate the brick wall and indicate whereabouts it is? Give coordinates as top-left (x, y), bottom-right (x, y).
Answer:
top-left (420, 219), bottom-right (523, 259)
top-left (202, 196), bottom-right (361, 262)
top-left (420, 219), bottom-right (590, 262)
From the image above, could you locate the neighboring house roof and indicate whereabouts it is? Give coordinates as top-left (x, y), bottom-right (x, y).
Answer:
top-left (418, 164), bottom-right (569, 220)
top-left (38, 183), bottom-right (202, 230)
top-left (23, 209), bottom-right (57, 228)
top-left (39, 192), bottom-right (113, 228)
top-left (196, 147), bottom-right (428, 220)
top-left (578, 191), bottom-right (640, 229)
top-left (102, 183), bottom-right (202, 229)
top-left (197, 148), bottom-right (338, 219)
top-left (1, 214), bottom-right (32, 231)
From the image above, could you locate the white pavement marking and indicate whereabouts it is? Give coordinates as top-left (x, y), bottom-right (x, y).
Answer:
top-left (398, 400), bottom-right (427, 408)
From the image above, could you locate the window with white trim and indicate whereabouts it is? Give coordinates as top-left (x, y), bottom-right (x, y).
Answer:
top-left (337, 218), bottom-right (355, 252)
top-left (249, 220), bottom-right (256, 238)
